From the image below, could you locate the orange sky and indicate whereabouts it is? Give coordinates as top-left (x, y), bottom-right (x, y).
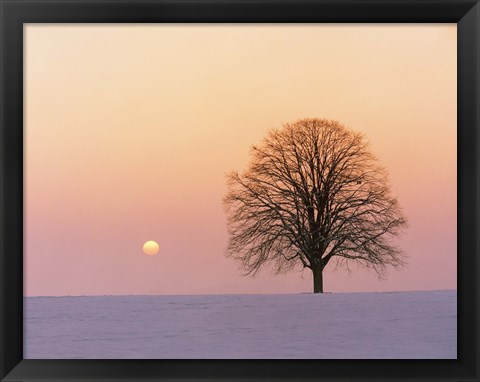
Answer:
top-left (24, 24), bottom-right (456, 296)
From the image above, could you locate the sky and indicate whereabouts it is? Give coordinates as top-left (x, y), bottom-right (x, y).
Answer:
top-left (24, 24), bottom-right (456, 296)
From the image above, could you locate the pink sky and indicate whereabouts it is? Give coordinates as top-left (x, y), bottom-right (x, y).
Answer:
top-left (24, 24), bottom-right (456, 296)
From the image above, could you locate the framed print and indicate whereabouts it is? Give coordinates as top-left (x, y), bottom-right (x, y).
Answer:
top-left (1, 0), bottom-right (479, 381)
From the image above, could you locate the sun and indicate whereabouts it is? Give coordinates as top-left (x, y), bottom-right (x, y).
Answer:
top-left (143, 240), bottom-right (159, 256)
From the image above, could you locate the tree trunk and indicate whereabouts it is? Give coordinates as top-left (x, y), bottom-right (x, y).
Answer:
top-left (312, 265), bottom-right (323, 293)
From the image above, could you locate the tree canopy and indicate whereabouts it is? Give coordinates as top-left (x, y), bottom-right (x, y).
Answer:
top-left (224, 118), bottom-right (407, 293)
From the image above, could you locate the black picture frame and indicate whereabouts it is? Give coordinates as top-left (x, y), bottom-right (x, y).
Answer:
top-left (1, 1), bottom-right (478, 381)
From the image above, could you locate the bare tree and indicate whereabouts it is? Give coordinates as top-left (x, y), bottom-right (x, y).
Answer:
top-left (224, 118), bottom-right (407, 293)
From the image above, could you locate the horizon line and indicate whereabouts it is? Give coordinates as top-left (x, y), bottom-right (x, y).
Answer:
top-left (24, 288), bottom-right (457, 298)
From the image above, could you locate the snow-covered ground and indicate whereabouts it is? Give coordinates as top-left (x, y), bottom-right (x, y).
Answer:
top-left (24, 290), bottom-right (456, 359)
